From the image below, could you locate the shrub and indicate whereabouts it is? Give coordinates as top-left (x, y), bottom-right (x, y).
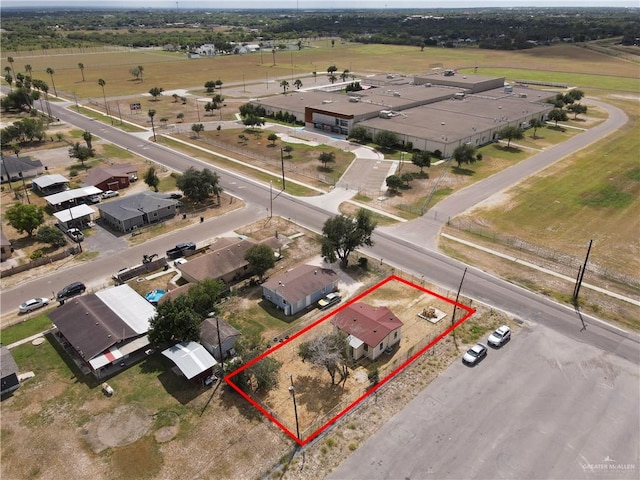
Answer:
top-left (30, 249), bottom-right (44, 260)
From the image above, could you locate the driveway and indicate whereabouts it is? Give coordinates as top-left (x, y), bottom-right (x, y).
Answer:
top-left (329, 321), bottom-right (639, 480)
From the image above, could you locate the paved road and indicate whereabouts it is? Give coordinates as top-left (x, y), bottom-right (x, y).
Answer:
top-left (329, 321), bottom-right (639, 480)
top-left (1, 98), bottom-right (637, 367)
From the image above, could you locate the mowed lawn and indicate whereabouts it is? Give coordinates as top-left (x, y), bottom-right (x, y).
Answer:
top-left (465, 95), bottom-right (639, 278)
top-left (3, 42), bottom-right (639, 99)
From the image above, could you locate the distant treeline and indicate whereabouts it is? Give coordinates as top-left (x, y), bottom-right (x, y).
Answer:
top-left (1, 8), bottom-right (638, 52)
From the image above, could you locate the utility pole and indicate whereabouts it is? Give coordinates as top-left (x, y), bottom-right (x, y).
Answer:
top-left (451, 267), bottom-right (468, 349)
top-left (280, 147), bottom-right (286, 190)
top-left (270, 181), bottom-right (273, 218)
top-left (18, 172), bottom-right (30, 204)
top-left (573, 240), bottom-right (593, 303)
top-left (288, 375), bottom-right (301, 440)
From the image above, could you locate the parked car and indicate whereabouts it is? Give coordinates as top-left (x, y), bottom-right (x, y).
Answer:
top-left (166, 242), bottom-right (196, 259)
top-left (317, 292), bottom-right (342, 310)
top-left (87, 194), bottom-right (101, 204)
top-left (102, 190), bottom-right (119, 199)
top-left (19, 297), bottom-right (50, 314)
top-left (463, 343), bottom-right (488, 366)
top-left (56, 281), bottom-right (86, 301)
top-left (488, 325), bottom-right (511, 348)
top-left (66, 228), bottom-right (84, 242)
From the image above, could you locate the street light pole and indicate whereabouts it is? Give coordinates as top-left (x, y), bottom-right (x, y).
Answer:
top-left (288, 375), bottom-right (301, 440)
top-left (270, 181), bottom-right (273, 218)
top-left (18, 172), bottom-right (30, 204)
top-left (280, 147), bottom-right (286, 190)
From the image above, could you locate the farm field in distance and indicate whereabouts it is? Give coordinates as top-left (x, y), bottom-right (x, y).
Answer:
top-left (1, 23), bottom-right (639, 480)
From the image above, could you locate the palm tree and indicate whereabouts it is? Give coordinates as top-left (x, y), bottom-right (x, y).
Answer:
top-left (280, 80), bottom-right (289, 94)
top-left (7, 56), bottom-right (15, 78)
top-left (148, 109), bottom-right (157, 141)
top-left (98, 78), bottom-right (112, 125)
top-left (24, 64), bottom-right (32, 77)
top-left (46, 67), bottom-right (57, 96)
top-left (78, 63), bottom-right (85, 82)
top-left (294, 79), bottom-right (303, 90)
top-left (137, 65), bottom-right (144, 82)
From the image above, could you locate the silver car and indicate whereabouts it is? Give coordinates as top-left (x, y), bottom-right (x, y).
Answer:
top-left (19, 297), bottom-right (50, 314)
top-left (463, 343), bottom-right (488, 365)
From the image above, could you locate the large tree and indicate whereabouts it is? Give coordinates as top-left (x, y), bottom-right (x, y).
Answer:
top-left (385, 174), bottom-right (403, 194)
top-left (453, 143), bottom-right (478, 168)
top-left (244, 244), bottom-right (275, 282)
top-left (176, 167), bottom-right (223, 204)
top-left (567, 103), bottom-right (588, 119)
top-left (5, 203), bottom-right (45, 237)
top-left (68, 142), bottom-right (95, 167)
top-left (411, 150), bottom-right (431, 174)
top-left (321, 208), bottom-right (377, 267)
top-left (148, 278), bottom-right (226, 348)
top-left (529, 118), bottom-right (545, 138)
top-left (318, 151), bottom-right (336, 169)
top-left (149, 87), bottom-right (164, 101)
top-left (548, 108), bottom-right (568, 126)
top-left (298, 332), bottom-right (349, 385)
top-left (497, 125), bottom-right (524, 147)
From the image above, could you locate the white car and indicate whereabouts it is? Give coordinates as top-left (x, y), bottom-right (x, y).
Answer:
top-left (462, 343), bottom-right (488, 365)
top-left (66, 228), bottom-right (84, 242)
top-left (488, 325), bottom-right (511, 348)
top-left (317, 292), bottom-right (341, 310)
top-left (19, 297), bottom-right (50, 314)
top-left (102, 190), bottom-right (119, 199)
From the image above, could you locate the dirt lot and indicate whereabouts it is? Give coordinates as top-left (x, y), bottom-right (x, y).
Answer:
top-left (245, 277), bottom-right (466, 442)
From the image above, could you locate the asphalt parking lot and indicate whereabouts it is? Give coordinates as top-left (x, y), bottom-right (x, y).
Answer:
top-left (329, 322), bottom-right (639, 480)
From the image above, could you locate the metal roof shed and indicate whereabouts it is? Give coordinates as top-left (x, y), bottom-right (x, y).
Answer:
top-left (162, 342), bottom-right (217, 381)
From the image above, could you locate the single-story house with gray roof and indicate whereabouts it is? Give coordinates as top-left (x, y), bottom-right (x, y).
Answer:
top-left (0, 155), bottom-right (43, 183)
top-left (200, 317), bottom-right (241, 361)
top-left (1, 347), bottom-right (20, 396)
top-left (98, 191), bottom-right (179, 232)
top-left (262, 264), bottom-right (338, 316)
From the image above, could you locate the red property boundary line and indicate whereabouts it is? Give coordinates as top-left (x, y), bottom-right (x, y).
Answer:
top-left (224, 274), bottom-right (476, 446)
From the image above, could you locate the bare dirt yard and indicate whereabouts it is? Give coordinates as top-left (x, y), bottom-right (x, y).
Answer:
top-left (233, 277), bottom-right (473, 444)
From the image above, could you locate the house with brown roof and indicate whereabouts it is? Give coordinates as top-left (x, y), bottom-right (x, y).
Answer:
top-left (177, 237), bottom-right (278, 285)
top-left (332, 303), bottom-right (403, 361)
top-left (262, 264), bottom-right (338, 316)
top-left (49, 285), bottom-right (156, 379)
top-left (83, 163), bottom-right (137, 192)
top-left (199, 317), bottom-right (241, 361)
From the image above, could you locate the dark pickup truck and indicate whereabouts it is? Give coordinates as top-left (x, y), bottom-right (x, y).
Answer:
top-left (166, 242), bottom-right (196, 259)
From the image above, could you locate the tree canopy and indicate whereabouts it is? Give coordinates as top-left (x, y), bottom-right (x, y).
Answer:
top-left (321, 209), bottom-right (377, 267)
top-left (453, 144), bottom-right (478, 168)
top-left (5, 203), bottom-right (45, 237)
top-left (144, 166), bottom-right (160, 192)
top-left (244, 244), bottom-right (275, 282)
top-left (497, 125), bottom-right (524, 147)
top-left (298, 332), bottom-right (349, 385)
top-left (411, 150), bottom-right (431, 174)
top-left (176, 167), bottom-right (223, 203)
top-left (148, 278), bottom-right (227, 348)
top-left (35, 225), bottom-right (66, 247)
